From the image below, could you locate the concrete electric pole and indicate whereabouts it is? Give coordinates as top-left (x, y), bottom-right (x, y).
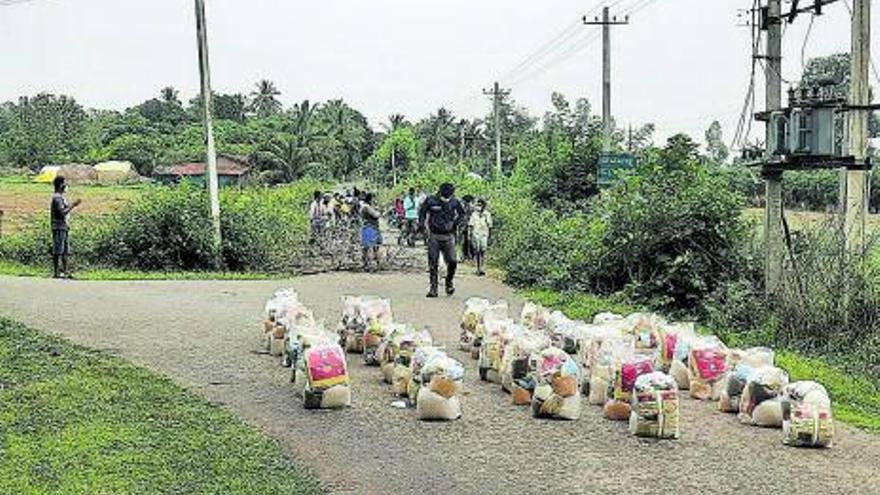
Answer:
top-left (585, 6), bottom-right (629, 152)
top-left (194, 0), bottom-right (222, 252)
top-left (844, 0), bottom-right (871, 253)
top-left (763, 0), bottom-right (784, 295)
top-left (483, 81), bottom-right (510, 177)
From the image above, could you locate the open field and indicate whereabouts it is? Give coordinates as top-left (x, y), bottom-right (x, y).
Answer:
top-left (0, 176), bottom-right (144, 234)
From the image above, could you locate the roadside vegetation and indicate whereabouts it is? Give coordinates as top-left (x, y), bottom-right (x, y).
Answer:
top-left (0, 318), bottom-right (321, 495)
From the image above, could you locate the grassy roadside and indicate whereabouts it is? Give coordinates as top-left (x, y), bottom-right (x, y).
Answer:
top-left (0, 318), bottom-right (322, 495)
top-left (0, 260), bottom-right (284, 281)
top-left (523, 288), bottom-right (880, 432)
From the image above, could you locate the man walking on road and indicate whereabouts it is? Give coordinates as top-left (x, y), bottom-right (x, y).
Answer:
top-left (50, 176), bottom-right (82, 279)
top-left (419, 182), bottom-right (465, 298)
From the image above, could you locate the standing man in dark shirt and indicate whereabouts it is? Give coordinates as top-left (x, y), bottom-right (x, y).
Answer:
top-left (418, 182), bottom-right (465, 298)
top-left (50, 176), bottom-right (82, 279)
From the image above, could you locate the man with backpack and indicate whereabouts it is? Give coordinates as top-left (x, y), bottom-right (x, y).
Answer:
top-left (418, 182), bottom-right (465, 298)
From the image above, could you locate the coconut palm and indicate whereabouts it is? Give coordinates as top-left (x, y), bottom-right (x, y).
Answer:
top-left (313, 99), bottom-right (372, 178)
top-left (160, 86), bottom-right (180, 106)
top-left (250, 80), bottom-right (282, 118)
top-left (417, 107), bottom-right (458, 159)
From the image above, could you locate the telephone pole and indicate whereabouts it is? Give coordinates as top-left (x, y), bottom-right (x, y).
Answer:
top-left (483, 81), bottom-right (510, 177)
top-left (194, 0), bottom-right (222, 251)
top-left (585, 6), bottom-right (629, 152)
top-left (762, 0), bottom-right (785, 295)
top-left (844, 0), bottom-right (871, 253)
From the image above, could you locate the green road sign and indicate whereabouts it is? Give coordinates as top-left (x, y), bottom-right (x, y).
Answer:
top-left (597, 153), bottom-right (636, 187)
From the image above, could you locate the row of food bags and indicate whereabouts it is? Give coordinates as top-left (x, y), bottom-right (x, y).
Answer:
top-left (262, 289), bottom-right (352, 410)
top-left (459, 297), bottom-right (834, 447)
top-left (340, 296), bottom-right (466, 421)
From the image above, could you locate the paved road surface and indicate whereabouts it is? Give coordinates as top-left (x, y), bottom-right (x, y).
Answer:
top-left (1, 273), bottom-right (879, 495)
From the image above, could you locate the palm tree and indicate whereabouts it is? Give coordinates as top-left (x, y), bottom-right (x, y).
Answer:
top-left (250, 80), bottom-right (282, 118)
top-left (383, 113), bottom-right (408, 133)
top-left (418, 108), bottom-right (458, 159)
top-left (160, 87), bottom-right (180, 106)
top-left (314, 99), bottom-right (371, 178)
top-left (252, 100), bottom-right (321, 183)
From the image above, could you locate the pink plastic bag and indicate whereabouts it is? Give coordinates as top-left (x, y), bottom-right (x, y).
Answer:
top-left (306, 344), bottom-right (349, 389)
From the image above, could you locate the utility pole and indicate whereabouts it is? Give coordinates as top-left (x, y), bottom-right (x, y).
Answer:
top-left (483, 81), bottom-right (510, 177)
top-left (844, 0), bottom-right (871, 253)
top-left (761, 0), bottom-right (784, 296)
top-left (585, 6), bottom-right (629, 152)
top-left (194, 0), bottom-right (222, 252)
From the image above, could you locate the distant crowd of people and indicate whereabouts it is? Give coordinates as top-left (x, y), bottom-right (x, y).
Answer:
top-left (308, 183), bottom-right (493, 294)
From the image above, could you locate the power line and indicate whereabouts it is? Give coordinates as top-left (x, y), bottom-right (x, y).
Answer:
top-left (497, 1), bottom-right (610, 84)
top-left (507, 29), bottom-right (602, 87)
top-left (801, 13), bottom-right (816, 72)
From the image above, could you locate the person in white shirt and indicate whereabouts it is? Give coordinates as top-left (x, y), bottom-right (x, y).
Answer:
top-left (468, 198), bottom-right (493, 276)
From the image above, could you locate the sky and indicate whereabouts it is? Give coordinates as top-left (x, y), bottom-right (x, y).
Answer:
top-left (0, 0), bottom-right (875, 147)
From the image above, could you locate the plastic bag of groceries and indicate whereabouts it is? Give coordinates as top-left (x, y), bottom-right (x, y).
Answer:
top-left (531, 347), bottom-right (582, 420)
top-left (378, 324), bottom-right (411, 383)
top-left (738, 366), bottom-right (789, 427)
top-left (629, 372), bottom-right (680, 439)
top-left (417, 353), bottom-right (465, 421)
top-left (300, 343), bottom-right (351, 410)
top-left (479, 318), bottom-right (515, 383)
top-left (781, 381), bottom-right (834, 448)
top-left (361, 298), bottom-right (394, 366)
top-left (605, 353), bottom-right (655, 421)
top-left (625, 313), bottom-right (666, 352)
top-left (520, 302), bottom-right (551, 332)
top-left (548, 315), bottom-right (587, 355)
top-left (687, 336), bottom-right (728, 400)
top-left (718, 347), bottom-right (775, 412)
top-left (460, 297), bottom-right (490, 350)
top-left (654, 322), bottom-right (697, 372)
top-left (338, 295), bottom-right (367, 353)
top-left (291, 329), bottom-right (336, 386)
top-left (500, 330), bottom-right (550, 400)
top-left (471, 300), bottom-right (510, 360)
top-left (392, 330), bottom-right (432, 397)
top-left (264, 288), bottom-right (298, 332)
top-left (588, 334), bottom-right (634, 406)
top-left (408, 346), bottom-right (446, 405)
top-left (576, 324), bottom-right (620, 396)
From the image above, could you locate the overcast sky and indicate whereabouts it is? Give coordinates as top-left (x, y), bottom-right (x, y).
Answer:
top-left (0, 0), bottom-right (875, 146)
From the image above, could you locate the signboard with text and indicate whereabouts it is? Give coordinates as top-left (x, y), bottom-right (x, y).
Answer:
top-left (597, 153), bottom-right (636, 187)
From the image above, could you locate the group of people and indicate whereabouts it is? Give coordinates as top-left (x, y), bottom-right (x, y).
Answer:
top-left (310, 182), bottom-right (493, 297)
top-left (308, 188), bottom-right (384, 269)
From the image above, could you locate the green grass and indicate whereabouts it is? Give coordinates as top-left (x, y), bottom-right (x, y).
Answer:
top-left (523, 288), bottom-right (880, 433)
top-left (0, 260), bottom-right (286, 281)
top-left (0, 318), bottom-right (322, 495)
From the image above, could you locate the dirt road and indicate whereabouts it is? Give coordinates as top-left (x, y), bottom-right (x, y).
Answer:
top-left (1, 273), bottom-right (878, 495)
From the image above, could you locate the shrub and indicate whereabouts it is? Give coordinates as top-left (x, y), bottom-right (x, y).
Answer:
top-left (0, 181), bottom-right (319, 272)
top-left (588, 162), bottom-right (750, 311)
top-left (96, 183), bottom-right (217, 270)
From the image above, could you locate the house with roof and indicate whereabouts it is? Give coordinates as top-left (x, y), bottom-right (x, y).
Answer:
top-left (154, 155), bottom-right (251, 187)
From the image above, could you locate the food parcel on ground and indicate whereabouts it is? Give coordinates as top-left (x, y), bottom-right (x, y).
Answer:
top-left (260, 290), bottom-right (834, 447)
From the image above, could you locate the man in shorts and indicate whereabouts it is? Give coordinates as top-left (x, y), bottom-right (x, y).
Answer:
top-left (50, 176), bottom-right (82, 279)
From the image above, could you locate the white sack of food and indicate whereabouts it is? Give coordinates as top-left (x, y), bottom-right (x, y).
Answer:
top-left (320, 384), bottom-right (352, 409)
top-left (417, 388), bottom-right (462, 421)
